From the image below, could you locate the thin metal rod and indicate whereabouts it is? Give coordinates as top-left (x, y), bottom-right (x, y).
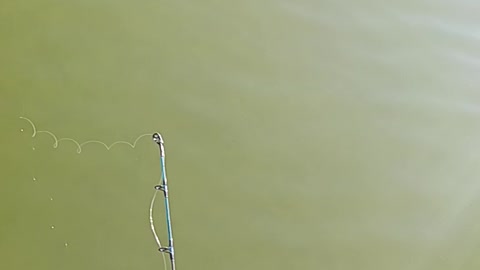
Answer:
top-left (152, 133), bottom-right (176, 270)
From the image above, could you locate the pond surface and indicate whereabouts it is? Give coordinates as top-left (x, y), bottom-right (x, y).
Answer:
top-left (1, 1), bottom-right (479, 269)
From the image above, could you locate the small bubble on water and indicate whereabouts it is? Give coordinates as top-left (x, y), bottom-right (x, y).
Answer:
top-left (32, 147), bottom-right (35, 150)
top-left (20, 128), bottom-right (24, 132)
top-left (50, 197), bottom-right (53, 201)
top-left (51, 225), bottom-right (55, 229)
top-left (33, 177), bottom-right (36, 181)
top-left (64, 243), bottom-right (68, 247)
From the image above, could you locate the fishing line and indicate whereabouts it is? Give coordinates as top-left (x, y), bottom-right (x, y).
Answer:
top-left (150, 190), bottom-right (168, 269)
top-left (19, 116), bottom-right (151, 153)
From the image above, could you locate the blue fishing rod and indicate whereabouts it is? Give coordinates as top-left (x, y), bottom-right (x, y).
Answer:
top-left (152, 133), bottom-right (176, 270)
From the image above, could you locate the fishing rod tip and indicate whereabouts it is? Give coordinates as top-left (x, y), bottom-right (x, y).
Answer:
top-left (152, 133), bottom-right (164, 145)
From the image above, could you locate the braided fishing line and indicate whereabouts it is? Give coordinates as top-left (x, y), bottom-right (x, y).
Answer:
top-left (19, 116), bottom-right (152, 153)
top-left (150, 184), bottom-right (168, 270)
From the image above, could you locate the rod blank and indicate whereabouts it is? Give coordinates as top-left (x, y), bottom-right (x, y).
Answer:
top-left (152, 133), bottom-right (176, 270)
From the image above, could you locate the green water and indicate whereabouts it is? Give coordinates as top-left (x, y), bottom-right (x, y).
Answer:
top-left (1, 1), bottom-right (480, 269)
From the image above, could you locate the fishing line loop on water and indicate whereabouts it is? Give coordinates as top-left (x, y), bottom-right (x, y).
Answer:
top-left (19, 116), bottom-right (152, 153)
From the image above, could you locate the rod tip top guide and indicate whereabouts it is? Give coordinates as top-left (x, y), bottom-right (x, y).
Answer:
top-left (152, 133), bottom-right (164, 145)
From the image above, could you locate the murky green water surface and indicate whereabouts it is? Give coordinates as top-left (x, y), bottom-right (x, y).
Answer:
top-left (1, 1), bottom-right (480, 269)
